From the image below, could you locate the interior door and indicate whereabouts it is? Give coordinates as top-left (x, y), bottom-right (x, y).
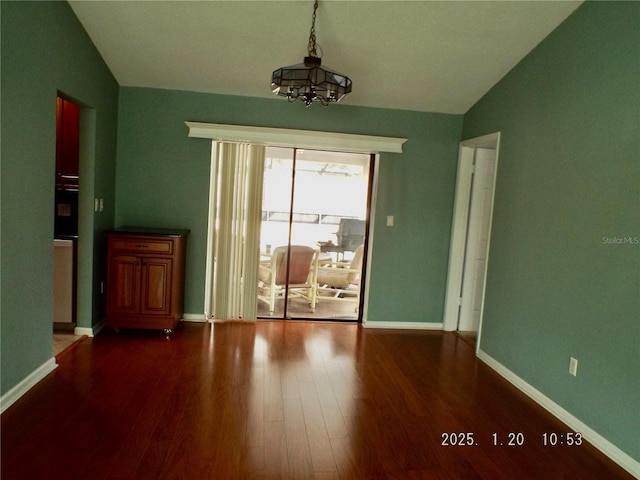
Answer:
top-left (458, 148), bottom-right (497, 331)
top-left (443, 132), bottom-right (500, 343)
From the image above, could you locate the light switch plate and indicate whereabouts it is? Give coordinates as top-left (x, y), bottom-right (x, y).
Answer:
top-left (569, 357), bottom-right (578, 376)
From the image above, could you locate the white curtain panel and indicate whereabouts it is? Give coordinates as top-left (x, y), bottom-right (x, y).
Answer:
top-left (204, 142), bottom-right (265, 321)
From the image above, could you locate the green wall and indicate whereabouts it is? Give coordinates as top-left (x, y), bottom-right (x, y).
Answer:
top-left (1, 1), bottom-right (119, 395)
top-left (463, 2), bottom-right (639, 461)
top-left (5, 0), bottom-right (635, 468)
top-left (115, 88), bottom-right (462, 322)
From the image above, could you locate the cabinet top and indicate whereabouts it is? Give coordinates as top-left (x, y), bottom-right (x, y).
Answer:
top-left (110, 226), bottom-right (190, 237)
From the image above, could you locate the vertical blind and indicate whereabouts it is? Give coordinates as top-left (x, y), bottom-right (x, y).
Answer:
top-left (204, 142), bottom-right (265, 321)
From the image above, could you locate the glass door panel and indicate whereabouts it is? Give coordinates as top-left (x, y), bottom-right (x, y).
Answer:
top-left (288, 149), bottom-right (370, 320)
top-left (257, 147), bottom-right (294, 318)
top-left (258, 146), bottom-right (371, 321)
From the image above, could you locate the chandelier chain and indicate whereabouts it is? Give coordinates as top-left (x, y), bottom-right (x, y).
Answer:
top-left (307, 0), bottom-right (319, 58)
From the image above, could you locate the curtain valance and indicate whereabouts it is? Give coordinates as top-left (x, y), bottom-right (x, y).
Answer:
top-left (185, 122), bottom-right (407, 154)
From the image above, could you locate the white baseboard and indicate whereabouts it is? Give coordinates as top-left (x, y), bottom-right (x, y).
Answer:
top-left (0, 358), bottom-right (57, 414)
top-left (363, 321), bottom-right (443, 330)
top-left (477, 349), bottom-right (640, 479)
top-left (182, 315), bottom-right (442, 329)
top-left (183, 313), bottom-right (207, 322)
top-left (74, 317), bottom-right (106, 337)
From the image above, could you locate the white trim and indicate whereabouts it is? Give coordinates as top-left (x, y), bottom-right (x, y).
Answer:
top-left (0, 358), bottom-right (57, 414)
top-left (363, 321), bottom-right (443, 330)
top-left (460, 132), bottom-right (502, 149)
top-left (477, 349), bottom-right (640, 479)
top-left (183, 313), bottom-right (207, 322)
top-left (74, 327), bottom-right (94, 337)
top-left (74, 317), bottom-right (106, 337)
top-left (358, 153), bottom-right (381, 324)
top-left (185, 122), bottom-right (407, 154)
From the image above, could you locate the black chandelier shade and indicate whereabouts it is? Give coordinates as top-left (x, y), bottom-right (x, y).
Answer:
top-left (271, 1), bottom-right (352, 107)
top-left (271, 56), bottom-right (352, 106)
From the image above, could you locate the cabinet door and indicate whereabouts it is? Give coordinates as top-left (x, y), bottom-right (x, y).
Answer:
top-left (55, 97), bottom-right (80, 190)
top-left (140, 258), bottom-right (173, 316)
top-left (107, 255), bottom-right (141, 314)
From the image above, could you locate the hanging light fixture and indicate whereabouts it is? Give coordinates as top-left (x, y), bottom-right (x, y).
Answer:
top-left (271, 0), bottom-right (352, 107)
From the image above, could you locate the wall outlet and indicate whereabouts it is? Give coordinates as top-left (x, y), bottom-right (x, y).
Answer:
top-left (569, 357), bottom-right (578, 376)
top-left (387, 215), bottom-right (394, 226)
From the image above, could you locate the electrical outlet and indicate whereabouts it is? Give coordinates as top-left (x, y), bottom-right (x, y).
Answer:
top-left (569, 357), bottom-right (578, 376)
top-left (387, 215), bottom-right (394, 226)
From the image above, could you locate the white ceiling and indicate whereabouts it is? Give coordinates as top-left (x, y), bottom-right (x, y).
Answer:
top-left (68, 0), bottom-right (582, 114)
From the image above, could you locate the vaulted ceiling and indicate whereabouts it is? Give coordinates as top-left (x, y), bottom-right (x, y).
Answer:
top-left (68, 1), bottom-right (582, 114)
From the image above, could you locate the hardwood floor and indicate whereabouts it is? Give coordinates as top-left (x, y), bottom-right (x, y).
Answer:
top-left (52, 331), bottom-right (87, 358)
top-left (1, 321), bottom-right (633, 479)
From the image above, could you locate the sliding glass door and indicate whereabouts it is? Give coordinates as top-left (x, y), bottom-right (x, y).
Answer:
top-left (257, 147), bottom-right (372, 320)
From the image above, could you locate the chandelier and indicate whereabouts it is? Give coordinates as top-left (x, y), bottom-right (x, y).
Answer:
top-left (271, 0), bottom-right (352, 107)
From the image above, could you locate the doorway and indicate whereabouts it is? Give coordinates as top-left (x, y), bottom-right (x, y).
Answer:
top-left (52, 95), bottom-right (98, 350)
top-left (443, 132), bottom-right (500, 349)
top-left (257, 147), bottom-right (372, 321)
top-left (53, 96), bottom-right (80, 330)
top-left (53, 95), bottom-right (83, 354)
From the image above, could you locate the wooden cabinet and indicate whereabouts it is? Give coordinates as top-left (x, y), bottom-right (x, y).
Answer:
top-left (55, 97), bottom-right (80, 191)
top-left (106, 228), bottom-right (189, 334)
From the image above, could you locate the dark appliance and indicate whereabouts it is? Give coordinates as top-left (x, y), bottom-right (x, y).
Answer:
top-left (54, 189), bottom-right (78, 238)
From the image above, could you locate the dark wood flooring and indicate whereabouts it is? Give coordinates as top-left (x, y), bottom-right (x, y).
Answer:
top-left (1, 321), bottom-right (633, 479)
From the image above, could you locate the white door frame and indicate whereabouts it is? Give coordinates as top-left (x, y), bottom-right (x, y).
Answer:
top-left (443, 132), bottom-right (500, 350)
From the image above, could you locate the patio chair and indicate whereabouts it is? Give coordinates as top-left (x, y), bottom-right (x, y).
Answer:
top-left (258, 245), bottom-right (318, 315)
top-left (316, 244), bottom-right (364, 311)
